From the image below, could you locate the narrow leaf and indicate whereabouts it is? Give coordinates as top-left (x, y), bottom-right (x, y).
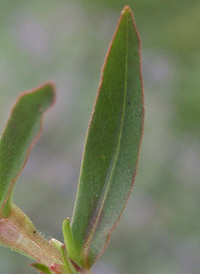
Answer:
top-left (60, 244), bottom-right (78, 274)
top-left (0, 82), bottom-right (65, 266)
top-left (71, 6), bottom-right (144, 267)
top-left (0, 81), bottom-right (55, 217)
top-left (62, 218), bottom-right (80, 267)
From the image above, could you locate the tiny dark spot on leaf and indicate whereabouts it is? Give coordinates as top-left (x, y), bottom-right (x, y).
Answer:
top-left (127, 101), bottom-right (131, 106)
top-left (38, 105), bottom-right (43, 114)
top-left (33, 230), bottom-right (36, 234)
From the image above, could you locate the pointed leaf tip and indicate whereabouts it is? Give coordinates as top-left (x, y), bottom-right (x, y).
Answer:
top-left (122, 5), bottom-right (131, 12)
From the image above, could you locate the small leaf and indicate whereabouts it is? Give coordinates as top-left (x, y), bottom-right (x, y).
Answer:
top-left (62, 218), bottom-right (80, 267)
top-left (49, 263), bottom-right (72, 274)
top-left (30, 263), bottom-right (52, 274)
top-left (60, 243), bottom-right (81, 274)
top-left (49, 238), bottom-right (64, 251)
top-left (0, 81), bottom-right (55, 217)
top-left (71, 6), bottom-right (144, 267)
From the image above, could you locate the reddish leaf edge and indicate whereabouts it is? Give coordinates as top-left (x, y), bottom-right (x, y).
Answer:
top-left (0, 80), bottom-right (56, 217)
top-left (81, 5), bottom-right (145, 266)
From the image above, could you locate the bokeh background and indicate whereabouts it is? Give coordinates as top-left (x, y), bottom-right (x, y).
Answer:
top-left (0, 0), bottom-right (200, 273)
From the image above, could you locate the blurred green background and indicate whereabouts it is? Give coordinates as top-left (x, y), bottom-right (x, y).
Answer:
top-left (0, 0), bottom-right (200, 273)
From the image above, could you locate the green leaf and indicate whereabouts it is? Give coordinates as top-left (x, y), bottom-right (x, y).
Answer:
top-left (49, 263), bottom-right (73, 274)
top-left (60, 244), bottom-right (78, 274)
top-left (0, 83), bottom-right (64, 266)
top-left (0, 81), bottom-right (55, 217)
top-left (0, 82), bottom-right (63, 266)
top-left (71, 6), bottom-right (144, 267)
top-left (30, 263), bottom-right (52, 274)
top-left (49, 238), bottom-right (64, 251)
top-left (62, 218), bottom-right (80, 267)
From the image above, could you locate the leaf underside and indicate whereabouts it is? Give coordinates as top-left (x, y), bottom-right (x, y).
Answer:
top-left (71, 6), bottom-right (144, 267)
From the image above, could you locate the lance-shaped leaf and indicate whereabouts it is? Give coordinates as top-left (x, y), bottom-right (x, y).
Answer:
top-left (0, 82), bottom-right (64, 267)
top-left (0, 82), bottom-right (55, 217)
top-left (71, 6), bottom-right (144, 268)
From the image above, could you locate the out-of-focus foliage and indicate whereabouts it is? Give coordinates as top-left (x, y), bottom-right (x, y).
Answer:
top-left (0, 0), bottom-right (199, 274)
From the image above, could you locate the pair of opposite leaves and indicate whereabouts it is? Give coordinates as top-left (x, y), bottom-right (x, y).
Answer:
top-left (0, 6), bottom-right (144, 274)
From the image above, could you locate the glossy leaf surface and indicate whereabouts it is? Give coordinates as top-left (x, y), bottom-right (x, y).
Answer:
top-left (0, 82), bottom-right (55, 217)
top-left (71, 6), bottom-right (144, 267)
